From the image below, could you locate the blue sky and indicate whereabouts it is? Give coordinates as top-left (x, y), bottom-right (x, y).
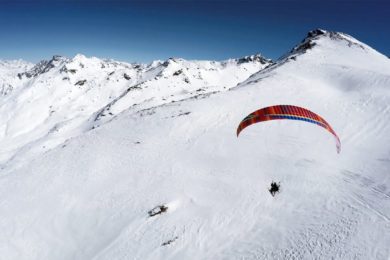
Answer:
top-left (0, 0), bottom-right (388, 63)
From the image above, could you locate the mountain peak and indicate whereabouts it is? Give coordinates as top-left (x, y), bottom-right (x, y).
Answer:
top-left (17, 55), bottom-right (69, 79)
top-left (286, 29), bottom-right (367, 58)
top-left (306, 28), bottom-right (327, 38)
top-left (237, 53), bottom-right (272, 65)
top-left (51, 55), bottom-right (68, 62)
top-left (304, 29), bottom-right (362, 46)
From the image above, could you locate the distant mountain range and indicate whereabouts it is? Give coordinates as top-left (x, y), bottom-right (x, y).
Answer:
top-left (0, 51), bottom-right (271, 165)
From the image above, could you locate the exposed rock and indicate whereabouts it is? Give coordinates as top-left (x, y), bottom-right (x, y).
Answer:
top-left (18, 55), bottom-right (69, 79)
top-left (123, 73), bottom-right (131, 80)
top-left (74, 80), bottom-right (87, 86)
top-left (161, 236), bottom-right (178, 246)
top-left (173, 69), bottom-right (183, 76)
top-left (290, 29), bottom-right (366, 56)
top-left (237, 54), bottom-right (272, 65)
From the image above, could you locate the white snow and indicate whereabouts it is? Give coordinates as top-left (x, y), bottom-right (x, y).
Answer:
top-left (0, 30), bottom-right (389, 259)
top-left (0, 54), bottom-right (269, 168)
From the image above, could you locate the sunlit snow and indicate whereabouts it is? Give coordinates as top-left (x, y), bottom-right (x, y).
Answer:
top-left (0, 30), bottom-right (389, 259)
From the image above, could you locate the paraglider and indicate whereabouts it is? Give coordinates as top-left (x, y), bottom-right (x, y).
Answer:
top-left (236, 105), bottom-right (341, 153)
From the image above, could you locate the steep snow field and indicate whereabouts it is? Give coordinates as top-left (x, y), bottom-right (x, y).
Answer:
top-left (0, 30), bottom-right (389, 259)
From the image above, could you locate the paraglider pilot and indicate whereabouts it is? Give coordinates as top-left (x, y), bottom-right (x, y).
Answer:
top-left (269, 181), bottom-right (280, 197)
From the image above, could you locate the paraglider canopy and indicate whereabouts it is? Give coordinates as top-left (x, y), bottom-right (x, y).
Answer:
top-left (237, 105), bottom-right (341, 153)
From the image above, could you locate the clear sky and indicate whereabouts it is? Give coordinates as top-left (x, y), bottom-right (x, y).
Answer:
top-left (0, 0), bottom-right (388, 63)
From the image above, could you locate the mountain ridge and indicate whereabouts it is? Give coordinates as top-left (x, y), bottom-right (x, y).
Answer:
top-left (0, 51), bottom-right (271, 167)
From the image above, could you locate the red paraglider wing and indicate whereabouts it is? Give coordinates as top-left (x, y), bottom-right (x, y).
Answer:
top-left (236, 105), bottom-right (341, 153)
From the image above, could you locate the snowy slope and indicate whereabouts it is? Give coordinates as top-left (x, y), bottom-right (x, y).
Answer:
top-left (0, 54), bottom-right (270, 168)
top-left (0, 59), bottom-right (33, 96)
top-left (0, 30), bottom-right (389, 259)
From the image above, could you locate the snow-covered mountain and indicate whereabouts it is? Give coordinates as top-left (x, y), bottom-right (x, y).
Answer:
top-left (0, 59), bottom-right (33, 96)
top-left (0, 53), bottom-right (271, 167)
top-left (0, 30), bottom-right (389, 259)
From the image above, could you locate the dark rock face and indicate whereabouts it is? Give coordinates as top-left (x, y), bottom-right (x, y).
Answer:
top-left (237, 54), bottom-right (272, 65)
top-left (290, 29), bottom-right (326, 54)
top-left (74, 80), bottom-right (87, 86)
top-left (307, 29), bottom-right (326, 38)
top-left (162, 61), bottom-right (169, 67)
top-left (18, 60), bottom-right (51, 79)
top-left (173, 69), bottom-right (183, 76)
top-left (18, 55), bottom-right (69, 79)
top-left (290, 29), bottom-right (366, 56)
top-left (162, 57), bottom-right (180, 68)
top-left (123, 73), bottom-right (131, 80)
top-left (293, 40), bottom-right (317, 53)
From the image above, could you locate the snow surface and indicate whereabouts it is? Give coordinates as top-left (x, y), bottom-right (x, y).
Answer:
top-left (0, 31), bottom-right (389, 259)
top-left (0, 54), bottom-right (269, 168)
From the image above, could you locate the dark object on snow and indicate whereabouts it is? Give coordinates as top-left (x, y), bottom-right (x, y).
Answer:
top-left (74, 79), bottom-right (87, 86)
top-left (123, 73), bottom-right (131, 80)
top-left (173, 69), bottom-right (183, 76)
top-left (269, 181), bottom-right (280, 197)
top-left (161, 236), bottom-right (178, 246)
top-left (148, 205), bottom-right (168, 217)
